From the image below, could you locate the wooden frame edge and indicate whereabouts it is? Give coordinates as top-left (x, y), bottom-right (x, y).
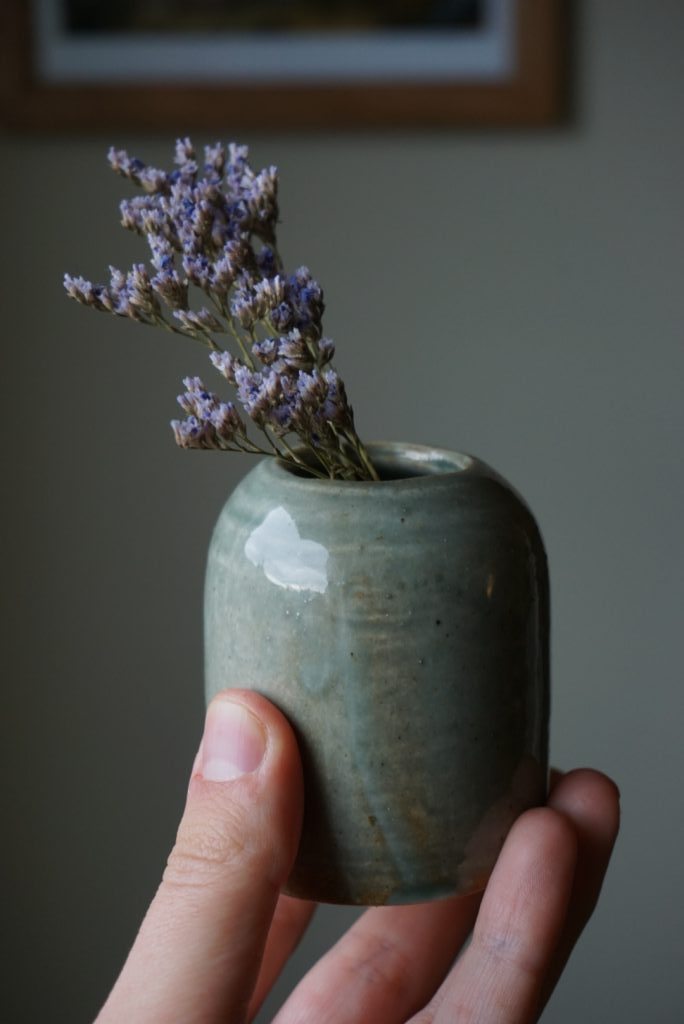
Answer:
top-left (0, 0), bottom-right (567, 133)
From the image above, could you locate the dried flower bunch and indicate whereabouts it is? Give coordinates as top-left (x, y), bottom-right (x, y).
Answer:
top-left (64, 139), bottom-right (378, 481)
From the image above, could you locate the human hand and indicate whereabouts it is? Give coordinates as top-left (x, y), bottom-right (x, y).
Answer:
top-left (96, 690), bottom-right (620, 1024)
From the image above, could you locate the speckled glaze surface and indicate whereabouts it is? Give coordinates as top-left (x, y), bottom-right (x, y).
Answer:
top-left (204, 442), bottom-right (549, 905)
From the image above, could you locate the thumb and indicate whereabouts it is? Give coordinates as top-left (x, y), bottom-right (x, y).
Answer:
top-left (97, 689), bottom-right (304, 1024)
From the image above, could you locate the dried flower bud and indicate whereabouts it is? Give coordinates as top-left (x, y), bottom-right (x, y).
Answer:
top-left (171, 415), bottom-right (207, 448)
top-left (204, 141), bottom-right (225, 175)
top-left (209, 401), bottom-right (245, 442)
top-left (151, 268), bottom-right (187, 309)
top-left (126, 263), bottom-right (160, 316)
top-left (253, 275), bottom-right (285, 311)
top-left (270, 301), bottom-right (296, 333)
top-left (211, 241), bottom-right (245, 294)
top-left (318, 337), bottom-right (335, 365)
top-left (175, 137), bottom-right (195, 162)
top-left (173, 308), bottom-right (224, 334)
top-left (230, 291), bottom-right (257, 329)
top-left (257, 245), bottom-right (277, 277)
top-left (63, 273), bottom-right (110, 311)
top-left (182, 254), bottom-right (212, 290)
top-left (252, 337), bottom-right (280, 366)
top-left (320, 369), bottom-right (352, 427)
top-left (209, 349), bottom-right (237, 383)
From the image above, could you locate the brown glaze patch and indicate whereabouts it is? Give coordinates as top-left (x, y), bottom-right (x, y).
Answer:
top-left (403, 802), bottom-right (433, 852)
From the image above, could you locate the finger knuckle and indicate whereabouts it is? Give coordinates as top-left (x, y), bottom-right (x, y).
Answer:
top-left (347, 933), bottom-right (414, 998)
top-left (473, 927), bottom-right (541, 980)
top-left (163, 815), bottom-right (249, 892)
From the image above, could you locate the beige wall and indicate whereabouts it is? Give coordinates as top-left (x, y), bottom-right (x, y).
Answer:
top-left (3, 2), bottom-right (683, 1020)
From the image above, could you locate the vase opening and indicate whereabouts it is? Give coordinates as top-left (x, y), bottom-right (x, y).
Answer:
top-left (278, 442), bottom-right (474, 482)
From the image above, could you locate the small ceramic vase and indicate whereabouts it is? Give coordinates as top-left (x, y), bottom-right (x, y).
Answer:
top-left (204, 442), bottom-right (549, 905)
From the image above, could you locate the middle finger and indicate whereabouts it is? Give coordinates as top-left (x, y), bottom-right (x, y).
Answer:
top-left (272, 890), bottom-right (481, 1024)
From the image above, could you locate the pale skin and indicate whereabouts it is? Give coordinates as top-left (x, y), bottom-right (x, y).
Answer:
top-left (97, 690), bottom-right (620, 1024)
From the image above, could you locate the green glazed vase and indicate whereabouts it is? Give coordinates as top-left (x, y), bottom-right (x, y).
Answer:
top-left (204, 441), bottom-right (549, 905)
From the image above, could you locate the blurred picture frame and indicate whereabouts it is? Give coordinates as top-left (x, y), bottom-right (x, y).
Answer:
top-left (1, 0), bottom-right (566, 131)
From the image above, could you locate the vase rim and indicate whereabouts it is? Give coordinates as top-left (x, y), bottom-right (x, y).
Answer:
top-left (267, 440), bottom-right (486, 488)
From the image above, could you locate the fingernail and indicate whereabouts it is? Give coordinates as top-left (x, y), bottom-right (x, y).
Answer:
top-left (201, 700), bottom-right (267, 782)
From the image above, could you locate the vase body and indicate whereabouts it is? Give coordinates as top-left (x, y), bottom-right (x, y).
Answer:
top-left (204, 442), bottom-right (549, 905)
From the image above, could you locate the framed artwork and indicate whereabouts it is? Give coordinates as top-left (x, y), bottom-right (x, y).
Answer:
top-left (1, 0), bottom-right (566, 130)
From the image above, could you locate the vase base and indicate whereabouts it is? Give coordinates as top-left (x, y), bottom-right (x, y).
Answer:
top-left (282, 873), bottom-right (491, 908)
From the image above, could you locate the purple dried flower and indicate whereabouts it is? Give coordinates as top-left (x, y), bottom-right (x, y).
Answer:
top-left (250, 327), bottom-right (334, 376)
top-left (257, 245), bottom-right (277, 276)
top-left (209, 349), bottom-right (237, 383)
top-left (171, 415), bottom-right (207, 448)
top-left (138, 166), bottom-right (168, 194)
top-left (318, 337), bottom-right (335, 364)
top-left (225, 143), bottom-right (250, 195)
top-left (269, 401), bottom-right (296, 433)
top-left (204, 141), bottom-right (226, 176)
top-left (251, 337), bottom-right (280, 366)
top-left (211, 240), bottom-right (246, 294)
top-left (182, 253), bottom-right (212, 290)
top-left (175, 137), bottom-right (195, 164)
top-left (277, 329), bottom-right (311, 370)
top-left (192, 197), bottom-right (214, 242)
top-left (147, 238), bottom-right (186, 307)
top-left (63, 274), bottom-right (109, 311)
top-left (177, 221), bottom-right (199, 259)
top-left (107, 147), bottom-right (132, 174)
top-left (107, 265), bottom-right (125, 290)
top-left (221, 145), bottom-right (279, 242)
top-left (173, 308), bottom-right (223, 334)
top-left (65, 137), bottom-right (378, 479)
top-left (148, 235), bottom-right (174, 272)
top-left (209, 401), bottom-right (244, 442)
top-left (151, 268), bottom-right (186, 308)
top-left (101, 268), bottom-right (131, 316)
top-left (108, 148), bottom-right (168, 194)
top-left (173, 138), bottom-right (198, 183)
top-left (296, 369), bottom-right (328, 410)
top-left (120, 195), bottom-right (155, 234)
top-left (125, 263), bottom-right (160, 316)
top-left (171, 411), bottom-right (241, 450)
top-left (231, 364), bottom-right (291, 430)
top-left (254, 275), bottom-right (285, 310)
top-left (140, 207), bottom-right (173, 240)
top-left (233, 365), bottom-right (267, 422)
top-left (243, 166), bottom-right (279, 237)
top-left (287, 266), bottom-right (324, 339)
top-left (246, 267), bottom-right (327, 343)
top-left (173, 377), bottom-right (246, 449)
top-left (277, 367), bottom-right (354, 442)
top-left (319, 368), bottom-right (352, 426)
top-left (229, 275), bottom-right (285, 330)
top-left (177, 376), bottom-right (218, 417)
top-left (270, 301), bottom-right (295, 333)
top-left (108, 147), bottom-right (144, 180)
top-left (230, 290), bottom-right (258, 329)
